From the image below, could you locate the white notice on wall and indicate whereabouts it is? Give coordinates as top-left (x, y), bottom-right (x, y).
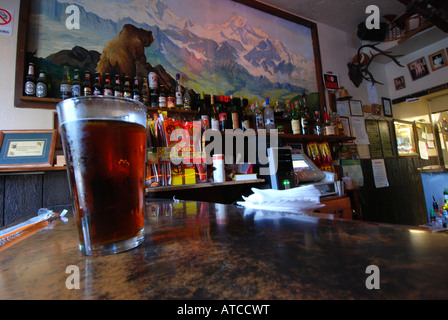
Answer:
top-left (0, 8), bottom-right (14, 36)
top-left (366, 82), bottom-right (378, 104)
top-left (351, 117), bottom-right (370, 145)
top-left (372, 159), bottom-right (389, 188)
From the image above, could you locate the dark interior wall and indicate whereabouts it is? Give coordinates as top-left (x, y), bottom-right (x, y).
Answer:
top-left (359, 157), bottom-right (439, 226)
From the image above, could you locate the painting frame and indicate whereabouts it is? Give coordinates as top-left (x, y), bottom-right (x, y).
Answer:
top-left (349, 100), bottom-right (364, 116)
top-left (15, 0), bottom-right (326, 114)
top-left (0, 130), bottom-right (57, 167)
top-left (372, 103), bottom-right (382, 116)
top-left (428, 49), bottom-right (447, 71)
top-left (407, 57), bottom-right (430, 81)
top-left (393, 120), bottom-right (419, 157)
top-left (382, 97), bottom-right (393, 117)
top-left (394, 76), bottom-right (406, 90)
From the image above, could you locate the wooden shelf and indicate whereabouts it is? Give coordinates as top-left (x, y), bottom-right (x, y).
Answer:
top-left (146, 178), bottom-right (265, 193)
top-left (17, 95), bottom-right (200, 114)
top-left (0, 165), bottom-right (66, 174)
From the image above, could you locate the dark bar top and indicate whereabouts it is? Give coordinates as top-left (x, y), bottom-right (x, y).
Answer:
top-left (1, 200), bottom-right (448, 300)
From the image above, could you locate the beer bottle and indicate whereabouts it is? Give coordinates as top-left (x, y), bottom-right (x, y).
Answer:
top-left (199, 91), bottom-right (209, 129)
top-left (167, 87), bottom-right (175, 109)
top-left (254, 101), bottom-right (264, 131)
top-left (175, 73), bottom-right (183, 110)
top-left (60, 66), bottom-right (72, 100)
top-left (103, 73), bottom-right (113, 96)
top-left (113, 74), bottom-right (123, 97)
top-left (82, 71), bottom-right (92, 96)
top-left (123, 76), bottom-right (132, 99)
top-left (291, 102), bottom-right (301, 135)
top-left (132, 77), bottom-right (141, 102)
top-left (183, 87), bottom-right (192, 110)
top-left (141, 77), bottom-right (149, 105)
top-left (314, 111), bottom-right (323, 136)
top-left (263, 95), bottom-right (275, 130)
top-left (158, 84), bottom-right (166, 108)
top-left (24, 62), bottom-right (36, 96)
top-left (35, 71), bottom-right (48, 98)
top-left (210, 94), bottom-right (220, 130)
top-left (218, 95), bottom-right (227, 131)
top-left (229, 95), bottom-right (240, 130)
top-left (150, 85), bottom-right (158, 108)
top-left (240, 96), bottom-right (250, 131)
top-left (301, 96), bottom-right (311, 135)
top-left (71, 69), bottom-right (81, 97)
top-left (93, 72), bottom-right (102, 95)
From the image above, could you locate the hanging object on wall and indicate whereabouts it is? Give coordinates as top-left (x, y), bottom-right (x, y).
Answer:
top-left (347, 43), bottom-right (404, 87)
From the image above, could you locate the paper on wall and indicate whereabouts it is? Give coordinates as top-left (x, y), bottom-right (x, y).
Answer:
top-left (351, 117), bottom-right (370, 145)
top-left (372, 159), bottom-right (389, 188)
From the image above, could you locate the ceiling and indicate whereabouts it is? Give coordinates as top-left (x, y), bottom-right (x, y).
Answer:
top-left (258, 0), bottom-right (407, 34)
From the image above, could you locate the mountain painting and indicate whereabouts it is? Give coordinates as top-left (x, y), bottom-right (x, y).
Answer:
top-left (27, 0), bottom-right (320, 103)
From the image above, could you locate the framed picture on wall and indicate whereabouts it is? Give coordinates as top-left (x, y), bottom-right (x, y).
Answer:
top-left (407, 57), bottom-right (430, 81)
top-left (349, 100), bottom-right (364, 116)
top-left (382, 97), bottom-right (393, 117)
top-left (372, 103), bottom-right (382, 116)
top-left (428, 49), bottom-right (447, 71)
top-left (0, 130), bottom-right (57, 167)
top-left (394, 76), bottom-right (405, 90)
top-left (393, 120), bottom-right (419, 157)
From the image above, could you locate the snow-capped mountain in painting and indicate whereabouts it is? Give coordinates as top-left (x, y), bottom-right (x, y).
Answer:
top-left (30, 0), bottom-right (317, 100)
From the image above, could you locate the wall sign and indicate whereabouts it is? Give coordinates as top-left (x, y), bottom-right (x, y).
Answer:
top-left (0, 8), bottom-right (14, 36)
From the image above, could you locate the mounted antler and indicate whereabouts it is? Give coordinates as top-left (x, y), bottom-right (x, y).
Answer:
top-left (348, 43), bottom-right (404, 87)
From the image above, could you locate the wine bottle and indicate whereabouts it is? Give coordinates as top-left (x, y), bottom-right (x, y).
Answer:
top-left (263, 95), bottom-right (275, 130)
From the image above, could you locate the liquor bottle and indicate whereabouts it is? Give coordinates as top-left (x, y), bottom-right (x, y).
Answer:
top-left (175, 73), bottom-right (183, 110)
top-left (123, 76), bottom-right (132, 99)
top-left (158, 85), bottom-right (167, 108)
top-left (240, 96), bottom-right (250, 131)
top-left (167, 87), bottom-right (175, 109)
top-left (199, 91), bottom-right (210, 129)
top-left (82, 71), bottom-right (92, 96)
top-left (93, 72), bottom-right (102, 95)
top-left (254, 101), bottom-right (264, 131)
top-left (24, 62), bottom-right (36, 96)
top-left (291, 102), bottom-right (301, 135)
top-left (229, 95), bottom-right (240, 130)
top-left (263, 95), bottom-right (275, 130)
top-left (314, 111), bottom-right (323, 136)
top-left (218, 95), bottom-right (228, 131)
top-left (301, 97), bottom-right (311, 135)
top-left (323, 109), bottom-right (335, 135)
top-left (35, 71), bottom-right (48, 98)
top-left (183, 87), bottom-right (192, 110)
top-left (141, 77), bottom-right (149, 105)
top-left (150, 85), bottom-right (158, 108)
top-left (132, 77), bottom-right (141, 102)
top-left (210, 94), bottom-right (219, 130)
top-left (71, 69), bottom-right (81, 97)
top-left (60, 66), bottom-right (72, 100)
top-left (103, 73), bottom-right (113, 96)
top-left (113, 74), bottom-right (123, 97)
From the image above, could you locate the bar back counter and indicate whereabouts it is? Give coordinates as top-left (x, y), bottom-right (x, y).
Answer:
top-left (1, 200), bottom-right (448, 300)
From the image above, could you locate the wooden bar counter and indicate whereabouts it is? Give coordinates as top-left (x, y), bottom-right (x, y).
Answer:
top-left (1, 200), bottom-right (448, 300)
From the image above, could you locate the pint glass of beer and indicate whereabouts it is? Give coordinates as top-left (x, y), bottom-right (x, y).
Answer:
top-left (57, 96), bottom-right (147, 256)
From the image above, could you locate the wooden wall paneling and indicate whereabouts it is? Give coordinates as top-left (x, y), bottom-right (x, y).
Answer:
top-left (359, 157), bottom-right (437, 226)
top-left (42, 171), bottom-right (71, 209)
top-left (3, 174), bottom-right (43, 226)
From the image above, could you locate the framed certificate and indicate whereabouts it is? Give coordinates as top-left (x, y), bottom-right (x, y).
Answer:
top-left (349, 100), bottom-right (364, 116)
top-left (0, 130), bottom-right (57, 167)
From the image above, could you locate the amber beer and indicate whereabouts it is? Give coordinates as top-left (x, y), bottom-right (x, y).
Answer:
top-left (57, 96), bottom-right (147, 256)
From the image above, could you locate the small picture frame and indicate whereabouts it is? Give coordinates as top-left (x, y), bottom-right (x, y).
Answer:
top-left (372, 103), bottom-right (382, 116)
top-left (394, 120), bottom-right (419, 157)
top-left (382, 97), bottom-right (393, 117)
top-left (407, 57), bottom-right (430, 81)
top-left (339, 116), bottom-right (352, 139)
top-left (394, 76), bottom-right (406, 90)
top-left (428, 49), bottom-right (447, 71)
top-left (0, 130), bottom-right (57, 167)
top-left (349, 100), bottom-right (364, 116)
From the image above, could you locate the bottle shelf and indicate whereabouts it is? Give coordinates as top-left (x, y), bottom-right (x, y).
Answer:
top-left (18, 95), bottom-right (199, 114)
